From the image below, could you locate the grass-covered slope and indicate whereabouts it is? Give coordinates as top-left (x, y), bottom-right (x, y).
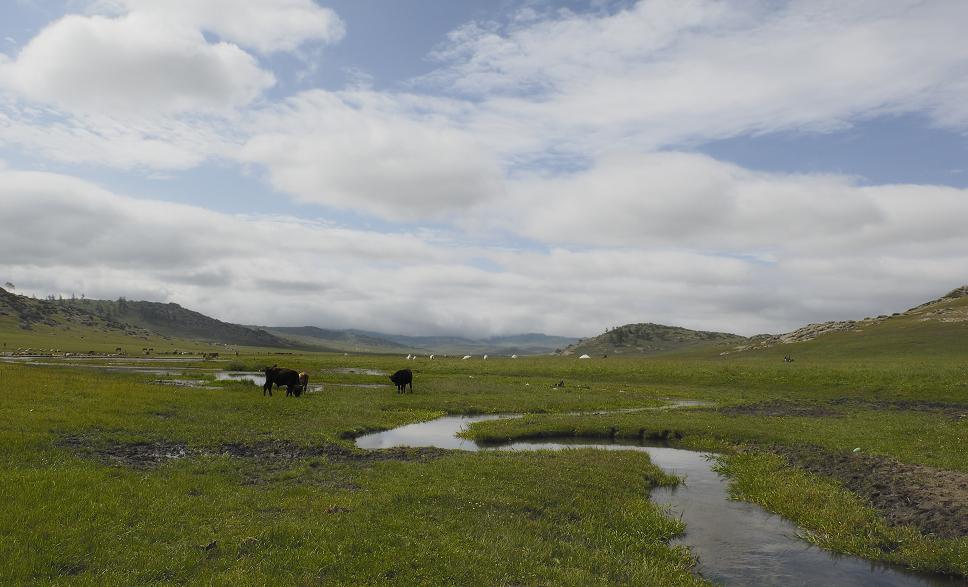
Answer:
top-left (726, 285), bottom-right (968, 360)
top-left (563, 323), bottom-right (747, 357)
top-left (0, 288), bottom-right (298, 352)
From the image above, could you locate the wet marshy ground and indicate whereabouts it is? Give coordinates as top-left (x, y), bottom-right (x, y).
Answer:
top-left (356, 414), bottom-right (959, 586)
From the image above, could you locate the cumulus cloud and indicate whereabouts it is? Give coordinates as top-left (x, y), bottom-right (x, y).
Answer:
top-left (107, 0), bottom-right (345, 53)
top-left (491, 151), bottom-right (968, 256)
top-left (0, 13), bottom-right (274, 114)
top-left (2, 168), bottom-right (966, 337)
top-left (240, 90), bottom-right (504, 220)
top-left (0, 0), bottom-right (343, 168)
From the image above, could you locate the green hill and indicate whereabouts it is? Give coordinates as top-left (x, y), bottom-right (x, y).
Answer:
top-left (727, 285), bottom-right (968, 361)
top-left (562, 322), bottom-right (747, 357)
top-left (0, 288), bottom-right (297, 353)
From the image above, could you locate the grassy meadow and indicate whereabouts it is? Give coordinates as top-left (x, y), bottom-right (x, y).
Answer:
top-left (1, 333), bottom-right (967, 583)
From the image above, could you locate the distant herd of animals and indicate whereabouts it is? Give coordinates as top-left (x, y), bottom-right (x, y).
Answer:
top-left (262, 352), bottom-right (795, 398)
top-left (262, 365), bottom-right (413, 396)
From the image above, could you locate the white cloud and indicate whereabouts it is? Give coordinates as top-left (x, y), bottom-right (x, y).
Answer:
top-left (491, 151), bottom-right (968, 256)
top-left (0, 99), bottom-right (240, 168)
top-left (429, 0), bottom-right (968, 158)
top-left (0, 13), bottom-right (274, 114)
top-left (109, 0), bottom-right (345, 53)
top-left (2, 168), bottom-right (966, 337)
top-left (240, 90), bottom-right (504, 220)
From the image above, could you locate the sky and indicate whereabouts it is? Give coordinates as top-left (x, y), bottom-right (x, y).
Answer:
top-left (1, 0), bottom-right (967, 338)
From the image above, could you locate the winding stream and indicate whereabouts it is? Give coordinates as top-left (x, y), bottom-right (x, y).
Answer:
top-left (356, 414), bottom-right (957, 586)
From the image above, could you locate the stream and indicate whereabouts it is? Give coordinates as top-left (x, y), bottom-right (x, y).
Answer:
top-left (356, 414), bottom-right (958, 586)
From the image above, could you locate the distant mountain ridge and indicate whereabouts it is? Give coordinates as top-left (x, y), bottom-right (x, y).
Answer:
top-left (5, 284), bottom-right (965, 358)
top-left (262, 326), bottom-right (578, 355)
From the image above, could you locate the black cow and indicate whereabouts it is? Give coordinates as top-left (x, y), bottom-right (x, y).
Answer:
top-left (389, 368), bottom-right (413, 393)
top-left (263, 365), bottom-right (306, 397)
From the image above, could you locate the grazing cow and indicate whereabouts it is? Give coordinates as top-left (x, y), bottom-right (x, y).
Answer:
top-left (783, 355), bottom-right (795, 363)
top-left (389, 368), bottom-right (413, 393)
top-left (297, 372), bottom-right (309, 395)
top-left (263, 365), bottom-right (305, 397)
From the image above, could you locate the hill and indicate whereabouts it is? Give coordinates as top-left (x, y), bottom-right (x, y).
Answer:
top-left (727, 285), bottom-right (968, 360)
top-left (261, 326), bottom-right (406, 353)
top-left (355, 331), bottom-right (578, 356)
top-left (0, 288), bottom-right (298, 352)
top-left (263, 327), bottom-right (578, 356)
top-left (561, 323), bottom-right (747, 357)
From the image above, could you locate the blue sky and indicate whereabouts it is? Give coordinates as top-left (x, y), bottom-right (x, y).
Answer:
top-left (2, 0), bottom-right (967, 337)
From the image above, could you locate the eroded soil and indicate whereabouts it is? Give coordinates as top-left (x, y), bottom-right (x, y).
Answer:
top-left (717, 400), bottom-right (841, 418)
top-left (57, 435), bottom-right (446, 471)
top-left (829, 398), bottom-right (968, 419)
top-left (718, 399), bottom-right (968, 420)
top-left (767, 444), bottom-right (968, 539)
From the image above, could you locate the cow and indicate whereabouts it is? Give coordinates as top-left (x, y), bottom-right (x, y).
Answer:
top-left (263, 365), bottom-right (305, 397)
top-left (389, 368), bottom-right (413, 393)
top-left (297, 372), bottom-right (309, 395)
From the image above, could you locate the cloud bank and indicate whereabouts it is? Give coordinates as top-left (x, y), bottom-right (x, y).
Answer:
top-left (2, 1), bottom-right (967, 336)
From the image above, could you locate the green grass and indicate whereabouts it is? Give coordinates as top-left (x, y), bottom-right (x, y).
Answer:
top-left (716, 452), bottom-right (968, 576)
top-left (2, 338), bottom-right (968, 583)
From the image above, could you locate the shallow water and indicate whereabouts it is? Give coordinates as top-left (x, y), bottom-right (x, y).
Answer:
top-left (355, 415), bottom-right (958, 586)
top-left (325, 367), bottom-right (388, 376)
top-left (214, 371), bottom-right (266, 386)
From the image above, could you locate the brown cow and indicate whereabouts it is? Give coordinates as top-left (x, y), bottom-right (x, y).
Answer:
top-left (263, 365), bottom-right (306, 397)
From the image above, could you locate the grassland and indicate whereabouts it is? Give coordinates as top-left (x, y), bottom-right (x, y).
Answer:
top-left (2, 309), bottom-right (967, 584)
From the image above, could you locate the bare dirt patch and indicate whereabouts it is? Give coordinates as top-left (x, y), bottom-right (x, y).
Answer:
top-left (767, 444), bottom-right (968, 539)
top-left (216, 440), bottom-right (445, 464)
top-left (57, 435), bottom-right (446, 471)
top-left (829, 398), bottom-right (968, 420)
top-left (717, 401), bottom-right (841, 418)
top-left (58, 435), bottom-right (190, 469)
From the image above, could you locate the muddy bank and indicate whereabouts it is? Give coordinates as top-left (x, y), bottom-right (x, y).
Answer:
top-left (767, 444), bottom-right (968, 539)
top-left (58, 436), bottom-right (446, 470)
top-left (717, 400), bottom-right (841, 418)
top-left (58, 436), bottom-right (191, 469)
top-left (718, 399), bottom-right (968, 420)
top-left (828, 399), bottom-right (968, 419)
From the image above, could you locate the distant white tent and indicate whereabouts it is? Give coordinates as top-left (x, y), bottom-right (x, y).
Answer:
top-left (578, 354), bottom-right (591, 359)
top-left (510, 354), bottom-right (518, 359)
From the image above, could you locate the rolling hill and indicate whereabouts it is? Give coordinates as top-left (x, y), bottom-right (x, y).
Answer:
top-left (728, 285), bottom-right (968, 360)
top-left (561, 323), bottom-right (748, 357)
top-left (262, 326), bottom-right (578, 356)
top-left (0, 288), bottom-right (299, 352)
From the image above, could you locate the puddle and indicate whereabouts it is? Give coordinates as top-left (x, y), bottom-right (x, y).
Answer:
top-left (214, 371), bottom-right (266, 387)
top-left (355, 414), bottom-right (958, 586)
top-left (149, 379), bottom-right (218, 390)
